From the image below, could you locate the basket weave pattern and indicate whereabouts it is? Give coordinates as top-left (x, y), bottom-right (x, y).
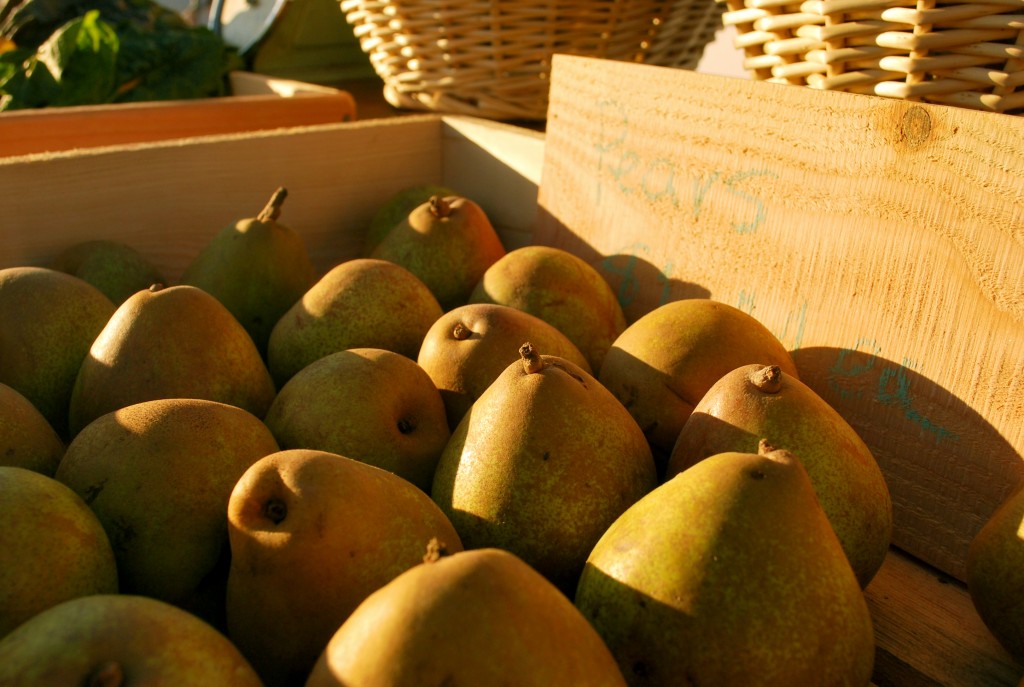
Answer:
top-left (721, 0), bottom-right (1024, 114)
top-left (340, 0), bottom-right (725, 120)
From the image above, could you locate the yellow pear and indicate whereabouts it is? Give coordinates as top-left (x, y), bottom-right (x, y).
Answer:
top-left (0, 466), bottom-right (118, 640)
top-left (0, 382), bottom-right (64, 476)
top-left (67, 284), bottom-right (277, 438)
top-left (417, 302), bottom-right (591, 430)
top-left (667, 363), bottom-right (893, 587)
top-left (575, 441), bottom-right (875, 686)
top-left (598, 297), bottom-right (798, 473)
top-left (306, 545), bottom-right (628, 687)
top-left (226, 448), bottom-right (463, 687)
top-left (431, 342), bottom-right (657, 594)
top-left (0, 594), bottom-right (263, 686)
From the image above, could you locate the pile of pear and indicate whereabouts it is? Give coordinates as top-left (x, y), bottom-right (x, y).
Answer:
top-left (0, 183), bottom-right (1017, 687)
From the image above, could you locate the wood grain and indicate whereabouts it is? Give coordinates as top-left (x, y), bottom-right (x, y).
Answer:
top-left (535, 55), bottom-right (1024, 582)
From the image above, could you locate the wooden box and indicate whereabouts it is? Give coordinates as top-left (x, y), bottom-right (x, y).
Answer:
top-left (0, 71), bottom-right (357, 158)
top-left (1, 54), bottom-right (1021, 687)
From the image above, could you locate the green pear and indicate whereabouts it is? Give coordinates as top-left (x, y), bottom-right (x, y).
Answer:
top-left (417, 302), bottom-right (592, 430)
top-left (0, 266), bottom-right (115, 438)
top-left (597, 297), bottom-right (799, 473)
top-left (431, 342), bottom-right (657, 594)
top-left (180, 187), bottom-right (319, 357)
top-left (49, 238), bottom-right (164, 305)
top-left (264, 348), bottom-right (450, 492)
top-left (370, 194), bottom-right (506, 311)
top-left (54, 398), bottom-right (280, 629)
top-left (226, 448), bottom-right (463, 687)
top-left (67, 283), bottom-right (277, 437)
top-left (266, 258), bottom-right (443, 387)
top-left (666, 363), bottom-right (893, 587)
top-left (0, 382), bottom-right (64, 476)
top-left (307, 546), bottom-right (628, 687)
top-left (966, 481), bottom-right (1024, 665)
top-left (575, 442), bottom-right (875, 687)
top-left (468, 245), bottom-right (628, 372)
top-left (363, 183), bottom-right (458, 255)
top-left (0, 466), bottom-right (118, 640)
top-left (0, 594), bottom-right (263, 686)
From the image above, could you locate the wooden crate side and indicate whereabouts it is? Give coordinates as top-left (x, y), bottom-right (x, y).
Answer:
top-left (536, 55), bottom-right (1024, 582)
top-left (0, 72), bottom-right (356, 158)
top-left (0, 117), bottom-right (444, 280)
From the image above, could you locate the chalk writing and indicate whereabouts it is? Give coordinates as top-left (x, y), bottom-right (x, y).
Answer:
top-left (599, 242), bottom-right (675, 309)
top-left (593, 99), bottom-right (774, 234)
top-left (736, 290), bottom-right (806, 351)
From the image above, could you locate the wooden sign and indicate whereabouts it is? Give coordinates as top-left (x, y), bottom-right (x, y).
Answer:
top-left (536, 54), bottom-right (1024, 582)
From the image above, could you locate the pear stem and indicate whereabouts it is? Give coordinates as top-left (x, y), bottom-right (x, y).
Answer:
top-left (452, 322), bottom-right (471, 340)
top-left (423, 537), bottom-right (451, 563)
top-left (749, 364), bottom-right (783, 393)
top-left (520, 342), bottom-right (545, 374)
top-left (257, 187), bottom-right (288, 222)
top-left (428, 195), bottom-right (452, 219)
top-left (88, 661), bottom-right (124, 687)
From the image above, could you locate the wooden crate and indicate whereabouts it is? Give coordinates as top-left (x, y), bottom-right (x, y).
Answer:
top-left (0, 55), bottom-right (1021, 686)
top-left (0, 71), bottom-right (357, 158)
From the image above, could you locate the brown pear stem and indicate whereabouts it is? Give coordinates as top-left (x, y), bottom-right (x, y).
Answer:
top-left (428, 195), bottom-right (452, 219)
top-left (749, 364), bottom-right (783, 393)
top-left (452, 322), bottom-right (471, 340)
top-left (257, 187), bottom-right (288, 222)
top-left (758, 438), bottom-right (778, 455)
top-left (520, 342), bottom-right (545, 374)
top-left (423, 537), bottom-right (451, 563)
top-left (88, 661), bottom-right (124, 687)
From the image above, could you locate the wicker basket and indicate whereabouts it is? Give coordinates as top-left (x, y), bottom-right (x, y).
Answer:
top-left (719, 0), bottom-right (1024, 114)
top-left (339, 0), bottom-right (726, 121)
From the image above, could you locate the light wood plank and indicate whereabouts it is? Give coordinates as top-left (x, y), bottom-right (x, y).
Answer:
top-left (536, 54), bottom-right (1024, 583)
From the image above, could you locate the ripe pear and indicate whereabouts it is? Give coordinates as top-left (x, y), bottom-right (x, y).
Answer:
top-left (0, 466), bottom-right (118, 640)
top-left (363, 183), bottom-right (458, 255)
top-left (264, 348), bottom-right (450, 492)
top-left (370, 194), bottom-right (506, 310)
top-left (431, 342), bottom-right (657, 594)
top-left (0, 382), bottom-right (64, 476)
top-left (468, 245), bottom-right (628, 371)
top-left (598, 297), bottom-right (799, 473)
top-left (417, 302), bottom-right (592, 430)
top-left (54, 398), bottom-right (280, 629)
top-left (49, 238), bottom-right (164, 305)
top-left (667, 363), bottom-right (893, 587)
top-left (0, 594), bottom-right (263, 686)
top-left (307, 545), bottom-right (628, 687)
top-left (0, 266), bottom-right (115, 438)
top-left (67, 283), bottom-right (277, 437)
top-left (180, 187), bottom-right (319, 357)
top-left (226, 448), bottom-right (464, 687)
top-left (966, 481), bottom-right (1024, 665)
top-left (575, 441), bottom-right (875, 687)
top-left (267, 258), bottom-right (444, 388)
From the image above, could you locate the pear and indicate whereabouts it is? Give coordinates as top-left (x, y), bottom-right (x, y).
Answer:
top-left (0, 382), bottom-right (64, 476)
top-left (575, 441), bottom-right (875, 687)
top-left (54, 398), bottom-right (280, 629)
top-left (0, 266), bottom-right (115, 438)
top-left (363, 183), bottom-right (458, 255)
top-left (597, 297), bottom-right (799, 473)
top-left (370, 194), bottom-right (506, 311)
top-left (264, 348), bottom-right (450, 492)
top-left (0, 594), bottom-right (263, 686)
top-left (966, 481), bottom-right (1024, 665)
top-left (49, 238), bottom-right (164, 305)
top-left (67, 283), bottom-right (277, 437)
top-left (0, 466), bottom-right (118, 640)
top-left (267, 258), bottom-right (444, 388)
top-left (431, 342), bottom-right (657, 594)
top-left (306, 545), bottom-right (628, 687)
top-left (468, 245), bottom-right (628, 371)
top-left (667, 363), bottom-right (893, 587)
top-left (180, 187), bottom-right (319, 357)
top-left (226, 448), bottom-right (464, 687)
top-left (417, 302), bottom-right (592, 430)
